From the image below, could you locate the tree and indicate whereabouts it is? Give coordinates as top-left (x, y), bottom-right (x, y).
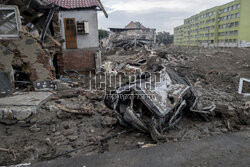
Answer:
top-left (98, 29), bottom-right (109, 40)
top-left (156, 31), bottom-right (174, 45)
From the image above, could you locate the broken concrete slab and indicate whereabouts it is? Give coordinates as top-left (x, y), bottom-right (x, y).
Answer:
top-left (0, 92), bottom-right (52, 120)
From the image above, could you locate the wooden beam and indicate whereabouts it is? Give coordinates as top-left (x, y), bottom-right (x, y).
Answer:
top-left (40, 7), bottom-right (56, 43)
top-left (97, 0), bottom-right (108, 18)
top-left (46, 33), bottom-right (62, 47)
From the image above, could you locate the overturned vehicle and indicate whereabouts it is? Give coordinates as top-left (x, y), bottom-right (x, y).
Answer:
top-left (105, 67), bottom-right (216, 141)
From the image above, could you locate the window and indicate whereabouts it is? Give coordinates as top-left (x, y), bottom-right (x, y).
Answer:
top-left (235, 21), bottom-right (239, 27)
top-left (234, 30), bottom-right (238, 35)
top-left (233, 5), bottom-right (236, 10)
top-left (0, 6), bottom-right (21, 38)
top-left (76, 21), bottom-right (89, 35)
top-left (233, 39), bottom-right (237, 43)
top-left (224, 8), bottom-right (227, 12)
top-left (236, 13), bottom-right (240, 18)
top-left (231, 14), bottom-right (235, 19)
top-left (237, 4), bottom-right (240, 9)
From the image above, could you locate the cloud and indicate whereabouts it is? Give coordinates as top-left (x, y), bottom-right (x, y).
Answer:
top-left (99, 0), bottom-right (233, 33)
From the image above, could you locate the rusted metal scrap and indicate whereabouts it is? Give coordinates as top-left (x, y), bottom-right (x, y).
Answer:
top-left (105, 67), bottom-right (216, 141)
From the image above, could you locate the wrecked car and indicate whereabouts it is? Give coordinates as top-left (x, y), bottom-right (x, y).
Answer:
top-left (105, 66), bottom-right (216, 141)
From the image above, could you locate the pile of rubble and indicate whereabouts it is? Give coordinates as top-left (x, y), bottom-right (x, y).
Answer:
top-left (102, 21), bottom-right (156, 50)
top-left (0, 1), bottom-right (250, 165)
top-left (1, 45), bottom-right (250, 165)
top-left (102, 46), bottom-right (250, 130)
top-left (0, 0), bottom-right (62, 95)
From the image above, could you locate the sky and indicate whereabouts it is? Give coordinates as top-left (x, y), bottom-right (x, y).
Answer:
top-left (98, 0), bottom-right (233, 34)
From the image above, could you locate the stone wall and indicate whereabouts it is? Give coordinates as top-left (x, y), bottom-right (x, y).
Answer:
top-left (0, 34), bottom-right (54, 85)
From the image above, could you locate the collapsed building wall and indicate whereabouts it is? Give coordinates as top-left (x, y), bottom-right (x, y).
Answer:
top-left (0, 33), bottom-right (54, 89)
top-left (0, 4), bottom-right (60, 95)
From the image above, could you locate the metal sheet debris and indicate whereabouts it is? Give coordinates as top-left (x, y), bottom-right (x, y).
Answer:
top-left (105, 67), bottom-right (216, 141)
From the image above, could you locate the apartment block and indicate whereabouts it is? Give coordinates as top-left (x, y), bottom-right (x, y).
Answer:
top-left (174, 0), bottom-right (250, 47)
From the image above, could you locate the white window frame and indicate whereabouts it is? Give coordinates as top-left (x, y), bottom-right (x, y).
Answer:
top-left (238, 78), bottom-right (250, 96)
top-left (0, 5), bottom-right (21, 38)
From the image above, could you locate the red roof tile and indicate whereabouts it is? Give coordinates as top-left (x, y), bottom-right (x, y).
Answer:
top-left (44, 0), bottom-right (100, 9)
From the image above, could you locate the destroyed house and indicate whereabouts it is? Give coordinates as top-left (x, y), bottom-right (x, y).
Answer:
top-left (109, 22), bottom-right (156, 49)
top-left (125, 21), bottom-right (146, 29)
top-left (0, 4), bottom-right (55, 95)
top-left (43, 0), bottom-right (108, 74)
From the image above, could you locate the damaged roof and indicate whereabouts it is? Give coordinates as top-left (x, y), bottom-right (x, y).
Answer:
top-left (43, 0), bottom-right (108, 18)
top-left (43, 0), bottom-right (100, 9)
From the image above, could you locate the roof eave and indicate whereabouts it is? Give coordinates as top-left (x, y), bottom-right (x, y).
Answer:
top-left (97, 0), bottom-right (108, 18)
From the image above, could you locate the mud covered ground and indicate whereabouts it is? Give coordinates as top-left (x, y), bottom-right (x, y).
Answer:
top-left (1, 46), bottom-right (250, 166)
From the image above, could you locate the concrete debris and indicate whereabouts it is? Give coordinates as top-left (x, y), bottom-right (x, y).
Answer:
top-left (0, 92), bottom-right (52, 121)
top-left (0, 46), bottom-right (250, 165)
top-left (101, 116), bottom-right (118, 126)
top-left (0, 1), bottom-right (250, 166)
top-left (29, 124), bottom-right (41, 133)
top-left (245, 101), bottom-right (250, 109)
